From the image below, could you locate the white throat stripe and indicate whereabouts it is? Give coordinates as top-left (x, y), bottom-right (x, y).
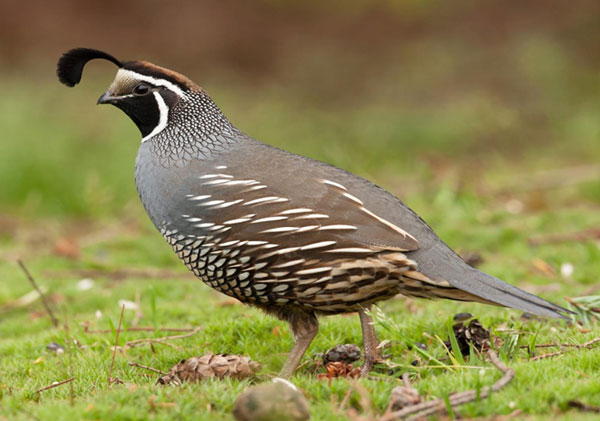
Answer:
top-left (117, 69), bottom-right (188, 98)
top-left (141, 91), bottom-right (169, 143)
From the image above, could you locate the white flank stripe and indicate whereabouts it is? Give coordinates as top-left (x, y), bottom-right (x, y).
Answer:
top-left (215, 165), bottom-right (227, 169)
top-left (210, 199), bottom-right (244, 209)
top-left (260, 227), bottom-right (298, 234)
top-left (244, 196), bottom-right (289, 206)
top-left (278, 208), bottom-right (313, 215)
top-left (251, 216), bottom-right (288, 224)
top-left (186, 217), bottom-right (202, 222)
top-left (318, 224), bottom-right (357, 231)
top-left (295, 267), bottom-right (333, 275)
top-left (188, 195), bottom-right (211, 201)
top-left (342, 192), bottom-right (364, 205)
top-left (195, 223), bottom-right (215, 228)
top-left (223, 180), bottom-right (260, 186)
top-left (295, 225), bottom-right (319, 233)
top-left (244, 185), bottom-right (268, 191)
top-left (360, 206), bottom-right (417, 240)
top-left (300, 241), bottom-right (337, 250)
top-left (224, 218), bottom-right (252, 225)
top-left (219, 240), bottom-right (240, 247)
top-left (141, 92), bottom-right (169, 143)
top-left (325, 247), bottom-right (373, 253)
top-left (199, 174), bottom-right (233, 179)
top-left (208, 225), bottom-right (225, 231)
top-left (276, 247), bottom-right (300, 254)
top-left (272, 259), bottom-right (306, 268)
top-left (198, 200), bottom-right (225, 207)
top-left (246, 241), bottom-right (268, 246)
top-left (202, 179), bottom-right (231, 185)
top-left (293, 213), bottom-right (329, 220)
top-left (321, 179), bottom-right (347, 191)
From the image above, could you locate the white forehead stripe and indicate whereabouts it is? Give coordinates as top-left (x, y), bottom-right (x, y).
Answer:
top-left (141, 92), bottom-right (169, 143)
top-left (117, 69), bottom-right (188, 98)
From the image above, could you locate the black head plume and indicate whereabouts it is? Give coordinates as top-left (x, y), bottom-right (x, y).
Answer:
top-left (57, 48), bottom-right (123, 87)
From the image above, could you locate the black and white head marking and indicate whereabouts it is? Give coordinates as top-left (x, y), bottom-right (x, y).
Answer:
top-left (106, 68), bottom-right (190, 142)
top-left (56, 48), bottom-right (197, 142)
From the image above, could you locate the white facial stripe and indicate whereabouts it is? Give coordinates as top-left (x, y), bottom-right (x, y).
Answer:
top-left (141, 92), bottom-right (169, 142)
top-left (117, 69), bottom-right (188, 98)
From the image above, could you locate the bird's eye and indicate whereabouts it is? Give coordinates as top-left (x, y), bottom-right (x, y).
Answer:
top-left (133, 83), bottom-right (150, 96)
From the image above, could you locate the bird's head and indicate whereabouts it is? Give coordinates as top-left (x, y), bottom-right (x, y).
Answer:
top-left (57, 48), bottom-right (200, 141)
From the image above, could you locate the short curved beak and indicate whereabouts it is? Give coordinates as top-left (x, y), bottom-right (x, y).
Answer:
top-left (97, 91), bottom-right (116, 105)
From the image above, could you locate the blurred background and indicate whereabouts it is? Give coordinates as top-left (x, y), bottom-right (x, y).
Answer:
top-left (0, 0), bottom-right (598, 265)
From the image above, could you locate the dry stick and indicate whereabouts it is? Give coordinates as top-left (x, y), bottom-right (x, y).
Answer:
top-left (35, 377), bottom-right (76, 393)
top-left (520, 343), bottom-right (586, 349)
top-left (108, 305), bottom-right (125, 386)
top-left (17, 260), bottom-right (58, 327)
top-left (131, 291), bottom-right (143, 328)
top-left (338, 383), bottom-right (356, 412)
top-left (85, 326), bottom-right (197, 334)
top-left (382, 351), bottom-right (515, 420)
top-left (124, 327), bottom-right (202, 349)
top-left (531, 337), bottom-right (600, 361)
top-left (528, 227), bottom-right (600, 246)
top-left (401, 372), bottom-right (412, 388)
top-left (128, 362), bottom-right (168, 376)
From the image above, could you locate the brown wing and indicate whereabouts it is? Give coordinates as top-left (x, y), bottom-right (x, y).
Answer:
top-left (175, 171), bottom-right (418, 258)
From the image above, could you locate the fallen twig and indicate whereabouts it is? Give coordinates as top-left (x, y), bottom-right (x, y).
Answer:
top-left (567, 400), bottom-right (600, 413)
top-left (35, 377), bottom-right (76, 393)
top-left (520, 343), bottom-right (590, 349)
top-left (528, 227), bottom-right (600, 246)
top-left (132, 291), bottom-right (143, 327)
top-left (493, 164), bottom-right (600, 194)
top-left (531, 337), bottom-right (600, 361)
top-left (128, 362), bottom-right (168, 376)
top-left (108, 305), bottom-right (125, 386)
top-left (83, 325), bottom-right (197, 334)
top-left (381, 350), bottom-right (515, 420)
top-left (45, 268), bottom-right (194, 282)
top-left (124, 327), bottom-right (202, 349)
top-left (18, 260), bottom-right (58, 327)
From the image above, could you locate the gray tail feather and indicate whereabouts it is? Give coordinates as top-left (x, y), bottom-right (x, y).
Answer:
top-left (454, 266), bottom-right (572, 319)
top-left (411, 242), bottom-right (573, 319)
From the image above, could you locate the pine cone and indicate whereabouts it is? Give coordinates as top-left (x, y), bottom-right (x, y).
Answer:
top-left (390, 385), bottom-right (422, 410)
top-left (445, 316), bottom-right (491, 356)
top-left (158, 354), bottom-right (261, 385)
top-left (322, 344), bottom-right (362, 365)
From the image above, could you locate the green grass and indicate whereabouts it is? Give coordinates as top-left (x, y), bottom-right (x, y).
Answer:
top-left (1, 182), bottom-right (599, 419)
top-left (1, 50), bottom-right (599, 419)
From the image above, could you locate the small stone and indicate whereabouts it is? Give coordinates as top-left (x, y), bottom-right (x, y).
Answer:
top-left (414, 342), bottom-right (428, 351)
top-left (390, 385), bottom-right (422, 410)
top-left (322, 344), bottom-right (362, 365)
top-left (77, 278), bottom-right (94, 291)
top-left (453, 313), bottom-right (473, 322)
top-left (234, 379), bottom-right (310, 421)
top-left (46, 342), bottom-right (65, 354)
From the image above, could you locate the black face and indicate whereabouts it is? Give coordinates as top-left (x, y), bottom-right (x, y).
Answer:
top-left (99, 84), bottom-right (180, 138)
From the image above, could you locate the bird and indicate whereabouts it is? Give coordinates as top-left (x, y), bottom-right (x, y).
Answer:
top-left (57, 48), bottom-right (570, 378)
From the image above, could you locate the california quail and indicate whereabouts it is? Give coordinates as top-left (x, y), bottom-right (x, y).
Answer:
top-left (57, 48), bottom-right (570, 377)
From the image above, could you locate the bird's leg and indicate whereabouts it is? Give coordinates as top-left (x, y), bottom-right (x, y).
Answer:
top-left (278, 313), bottom-right (319, 379)
top-left (359, 308), bottom-right (382, 376)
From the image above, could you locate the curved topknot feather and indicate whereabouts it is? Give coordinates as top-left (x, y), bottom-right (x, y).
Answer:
top-left (57, 48), bottom-right (123, 87)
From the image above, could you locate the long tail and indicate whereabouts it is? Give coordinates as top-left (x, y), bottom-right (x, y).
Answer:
top-left (408, 241), bottom-right (572, 319)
